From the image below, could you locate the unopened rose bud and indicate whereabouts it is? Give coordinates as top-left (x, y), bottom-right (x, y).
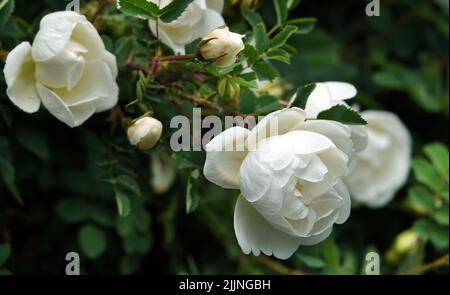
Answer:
top-left (218, 76), bottom-right (241, 100)
top-left (199, 26), bottom-right (245, 68)
top-left (127, 117), bottom-right (163, 150)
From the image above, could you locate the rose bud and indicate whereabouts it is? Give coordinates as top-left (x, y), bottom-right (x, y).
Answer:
top-left (199, 26), bottom-right (245, 68)
top-left (127, 117), bottom-right (163, 150)
top-left (217, 76), bottom-right (241, 100)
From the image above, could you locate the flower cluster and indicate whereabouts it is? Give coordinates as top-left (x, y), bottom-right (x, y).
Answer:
top-left (2, 2), bottom-right (412, 261)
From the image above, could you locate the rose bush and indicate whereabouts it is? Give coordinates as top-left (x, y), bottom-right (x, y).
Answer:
top-left (3, 11), bottom-right (118, 128)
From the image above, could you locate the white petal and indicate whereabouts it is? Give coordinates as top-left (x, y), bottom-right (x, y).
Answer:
top-left (148, 20), bottom-right (187, 54)
top-left (239, 151), bottom-right (273, 202)
top-left (334, 179), bottom-right (351, 224)
top-left (295, 155), bottom-right (328, 183)
top-left (247, 108), bottom-right (307, 150)
top-left (350, 125), bottom-right (368, 153)
top-left (296, 120), bottom-right (354, 158)
top-left (71, 21), bottom-right (106, 59)
top-left (3, 42), bottom-right (40, 113)
top-left (305, 82), bottom-right (357, 118)
top-left (234, 196), bottom-right (302, 260)
top-left (102, 51), bottom-right (118, 79)
top-left (199, 9), bottom-right (226, 37)
top-left (36, 83), bottom-right (95, 128)
top-left (32, 11), bottom-right (85, 62)
top-left (52, 60), bottom-right (115, 107)
top-left (204, 127), bottom-right (250, 189)
top-left (35, 41), bottom-right (86, 89)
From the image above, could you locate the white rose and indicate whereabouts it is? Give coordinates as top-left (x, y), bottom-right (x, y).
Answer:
top-left (3, 11), bottom-right (119, 128)
top-left (345, 111), bottom-right (412, 208)
top-left (148, 0), bottom-right (225, 54)
top-left (127, 117), bottom-right (163, 150)
top-left (200, 26), bottom-right (245, 67)
top-left (204, 108), bottom-right (355, 259)
top-left (296, 81), bottom-right (369, 160)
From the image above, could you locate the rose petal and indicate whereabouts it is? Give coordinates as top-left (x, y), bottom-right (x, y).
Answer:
top-left (305, 82), bottom-right (357, 118)
top-left (32, 11), bottom-right (85, 62)
top-left (36, 83), bottom-right (95, 128)
top-left (3, 42), bottom-right (40, 113)
top-left (234, 196), bottom-right (302, 260)
top-left (204, 127), bottom-right (250, 189)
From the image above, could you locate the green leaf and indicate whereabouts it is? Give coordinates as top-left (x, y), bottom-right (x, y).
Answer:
top-left (295, 253), bottom-right (325, 269)
top-left (117, 0), bottom-right (159, 19)
top-left (0, 243), bottom-right (11, 266)
top-left (424, 143), bottom-right (449, 179)
top-left (291, 83), bottom-right (316, 109)
top-left (412, 158), bottom-right (447, 193)
top-left (186, 170), bottom-right (200, 214)
top-left (55, 198), bottom-right (90, 223)
top-left (432, 204), bottom-right (449, 226)
top-left (242, 10), bottom-right (264, 29)
top-left (231, 76), bottom-right (257, 89)
top-left (115, 175), bottom-right (141, 197)
top-left (286, 17), bottom-right (317, 34)
top-left (16, 127), bottom-right (50, 161)
top-left (159, 0), bottom-right (195, 22)
top-left (172, 151), bottom-right (206, 170)
top-left (78, 224), bottom-right (107, 259)
top-left (317, 105), bottom-right (367, 125)
top-left (254, 23), bottom-right (270, 54)
top-left (115, 190), bottom-right (131, 217)
top-left (286, 0), bottom-right (301, 10)
top-left (414, 219), bottom-right (449, 250)
top-left (266, 49), bottom-right (291, 64)
top-left (253, 60), bottom-right (278, 81)
top-left (269, 25), bottom-right (298, 49)
top-left (408, 185), bottom-right (435, 213)
top-left (0, 0), bottom-right (15, 28)
top-left (274, 0), bottom-right (288, 26)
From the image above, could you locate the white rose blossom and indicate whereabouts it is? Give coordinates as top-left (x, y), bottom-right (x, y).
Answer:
top-left (3, 11), bottom-right (119, 128)
top-left (345, 111), bottom-right (412, 208)
top-left (203, 106), bottom-right (366, 259)
top-left (200, 26), bottom-right (245, 67)
top-left (148, 0), bottom-right (225, 54)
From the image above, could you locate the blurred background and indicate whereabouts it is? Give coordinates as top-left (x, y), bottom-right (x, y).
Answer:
top-left (0, 0), bottom-right (448, 274)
